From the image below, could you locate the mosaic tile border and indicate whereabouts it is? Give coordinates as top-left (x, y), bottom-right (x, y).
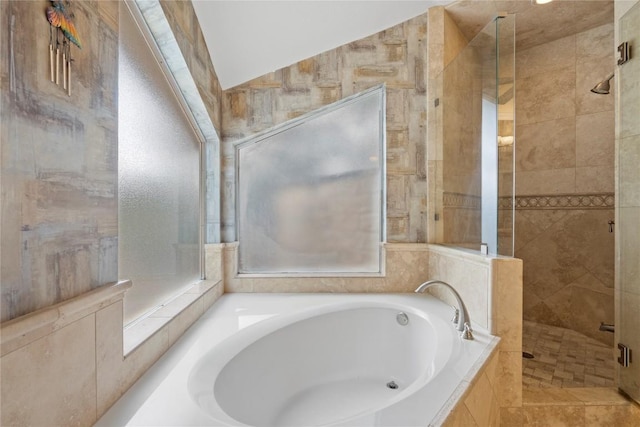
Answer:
top-left (498, 193), bottom-right (614, 210)
top-left (443, 192), bottom-right (481, 209)
top-left (444, 193), bottom-right (615, 210)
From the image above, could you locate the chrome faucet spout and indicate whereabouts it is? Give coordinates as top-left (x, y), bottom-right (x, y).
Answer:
top-left (415, 280), bottom-right (473, 339)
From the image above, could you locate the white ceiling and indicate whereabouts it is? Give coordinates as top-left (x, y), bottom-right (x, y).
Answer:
top-left (192, 1), bottom-right (450, 89)
top-left (192, 0), bottom-right (614, 90)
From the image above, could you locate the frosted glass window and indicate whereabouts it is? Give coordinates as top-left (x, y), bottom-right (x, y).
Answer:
top-left (119, 5), bottom-right (201, 324)
top-left (237, 87), bottom-right (385, 274)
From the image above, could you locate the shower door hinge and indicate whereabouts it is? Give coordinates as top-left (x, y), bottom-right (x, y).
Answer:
top-left (618, 42), bottom-right (631, 66)
top-left (618, 343), bottom-right (632, 367)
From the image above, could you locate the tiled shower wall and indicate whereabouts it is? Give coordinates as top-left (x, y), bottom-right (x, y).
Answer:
top-left (515, 23), bottom-right (615, 346)
top-left (221, 14), bottom-right (429, 243)
top-left (426, 7), bottom-right (478, 246)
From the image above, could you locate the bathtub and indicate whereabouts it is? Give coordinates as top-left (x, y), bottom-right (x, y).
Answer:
top-left (95, 293), bottom-right (498, 427)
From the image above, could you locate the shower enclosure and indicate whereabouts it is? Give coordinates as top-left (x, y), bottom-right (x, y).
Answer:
top-left (616, 0), bottom-right (640, 404)
top-left (431, 14), bottom-right (515, 256)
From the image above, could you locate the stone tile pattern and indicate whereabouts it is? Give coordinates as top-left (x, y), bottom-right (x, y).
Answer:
top-left (421, 247), bottom-right (522, 416)
top-left (501, 386), bottom-right (640, 427)
top-left (444, 1), bottom-right (613, 53)
top-left (516, 205), bottom-right (615, 346)
top-left (0, 0), bottom-right (119, 322)
top-left (0, 0), bottom-right (223, 322)
top-left (154, 0), bottom-right (223, 243)
top-left (515, 23), bottom-right (614, 196)
top-left (616, 0), bottom-right (640, 405)
top-left (220, 14), bottom-right (429, 243)
top-left (159, 0), bottom-right (223, 132)
top-left (513, 23), bottom-right (616, 346)
top-left (504, 193), bottom-right (615, 210)
top-left (428, 244), bottom-right (524, 413)
top-left (441, 349), bottom-right (501, 427)
top-left (426, 7), bottom-right (477, 246)
top-left (522, 320), bottom-right (615, 388)
top-left (223, 243), bottom-right (430, 294)
top-left (0, 279), bottom-right (224, 426)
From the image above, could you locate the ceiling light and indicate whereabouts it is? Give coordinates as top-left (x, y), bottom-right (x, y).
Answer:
top-left (532, 0), bottom-right (554, 4)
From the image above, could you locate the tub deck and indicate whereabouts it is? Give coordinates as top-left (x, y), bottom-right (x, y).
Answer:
top-left (94, 293), bottom-right (498, 426)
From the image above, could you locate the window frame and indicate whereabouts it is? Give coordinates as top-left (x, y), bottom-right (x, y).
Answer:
top-left (234, 84), bottom-right (387, 276)
top-left (119, 1), bottom-right (205, 325)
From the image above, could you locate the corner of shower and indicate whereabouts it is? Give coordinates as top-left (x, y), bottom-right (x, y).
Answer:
top-left (430, 13), bottom-right (516, 257)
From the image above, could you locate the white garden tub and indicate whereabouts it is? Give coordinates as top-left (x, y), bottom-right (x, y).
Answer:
top-left (95, 293), bottom-right (498, 427)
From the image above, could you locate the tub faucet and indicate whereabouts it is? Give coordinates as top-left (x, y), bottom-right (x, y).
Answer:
top-left (415, 280), bottom-right (473, 340)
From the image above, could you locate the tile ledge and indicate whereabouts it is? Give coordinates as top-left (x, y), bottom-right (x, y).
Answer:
top-left (566, 387), bottom-right (637, 406)
top-left (523, 387), bottom-right (636, 407)
top-left (426, 244), bottom-right (492, 263)
top-left (123, 280), bottom-right (221, 356)
top-left (384, 242), bottom-right (430, 251)
top-left (1, 280), bottom-right (132, 356)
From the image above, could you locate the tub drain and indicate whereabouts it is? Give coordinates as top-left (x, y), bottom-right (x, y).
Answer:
top-left (386, 381), bottom-right (399, 390)
top-left (396, 312), bottom-right (409, 326)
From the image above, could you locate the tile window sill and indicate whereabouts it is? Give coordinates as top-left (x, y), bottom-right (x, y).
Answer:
top-left (123, 280), bottom-right (219, 355)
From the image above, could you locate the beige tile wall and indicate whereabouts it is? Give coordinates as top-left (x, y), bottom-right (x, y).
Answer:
top-left (514, 23), bottom-right (616, 346)
top-left (426, 244), bottom-right (524, 414)
top-left (501, 387), bottom-right (640, 426)
top-left (2, 315), bottom-right (98, 426)
top-left (517, 206), bottom-right (615, 346)
top-left (223, 243), bottom-right (430, 293)
top-left (515, 23), bottom-right (615, 197)
top-left (0, 277), bottom-right (224, 425)
top-left (439, 347), bottom-right (502, 427)
top-left (427, 7), bottom-right (473, 245)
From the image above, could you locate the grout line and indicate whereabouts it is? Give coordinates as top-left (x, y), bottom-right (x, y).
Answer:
top-left (523, 320), bottom-right (615, 388)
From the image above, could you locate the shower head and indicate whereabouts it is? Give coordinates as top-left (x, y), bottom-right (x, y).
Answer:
top-left (591, 73), bottom-right (614, 95)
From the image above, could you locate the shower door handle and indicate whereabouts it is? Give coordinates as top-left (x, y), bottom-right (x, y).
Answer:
top-left (608, 220), bottom-right (615, 233)
top-left (618, 343), bottom-right (632, 367)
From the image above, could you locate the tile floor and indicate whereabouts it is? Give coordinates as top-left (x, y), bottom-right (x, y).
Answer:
top-left (522, 320), bottom-right (616, 388)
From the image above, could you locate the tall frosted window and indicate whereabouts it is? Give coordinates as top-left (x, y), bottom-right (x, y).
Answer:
top-left (119, 5), bottom-right (201, 324)
top-left (237, 86), bottom-right (385, 274)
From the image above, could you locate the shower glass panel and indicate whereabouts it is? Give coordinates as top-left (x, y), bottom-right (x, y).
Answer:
top-left (237, 86), bottom-right (385, 274)
top-left (496, 16), bottom-right (516, 256)
top-left (119, 4), bottom-right (202, 324)
top-left (438, 14), bottom-right (515, 255)
top-left (617, 0), bottom-right (640, 404)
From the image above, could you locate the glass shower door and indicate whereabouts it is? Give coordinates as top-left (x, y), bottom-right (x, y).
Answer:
top-left (495, 15), bottom-right (515, 256)
top-left (617, 0), bottom-right (640, 404)
top-left (482, 14), bottom-right (516, 256)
